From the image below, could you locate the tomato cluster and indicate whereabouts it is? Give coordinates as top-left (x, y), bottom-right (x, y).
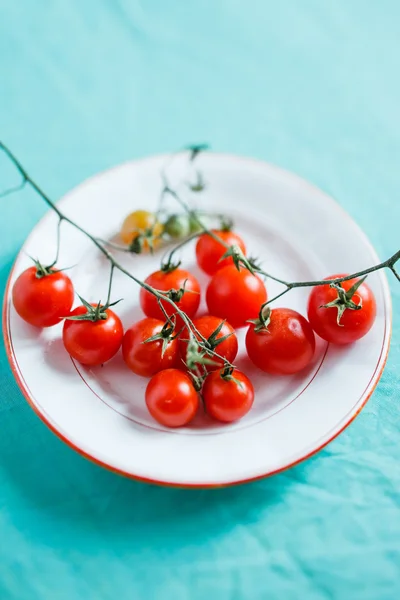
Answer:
top-left (12, 220), bottom-right (377, 430)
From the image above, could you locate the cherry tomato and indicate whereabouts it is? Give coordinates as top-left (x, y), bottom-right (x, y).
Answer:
top-left (12, 266), bottom-right (74, 328)
top-left (164, 214), bottom-right (190, 239)
top-left (145, 368), bottom-right (199, 427)
top-left (179, 315), bottom-right (238, 371)
top-left (63, 305), bottom-right (123, 366)
top-left (246, 308), bottom-right (315, 375)
top-left (307, 274), bottom-right (376, 344)
top-left (206, 265), bottom-right (267, 328)
top-left (122, 317), bottom-right (180, 377)
top-left (140, 268), bottom-right (201, 328)
top-left (120, 210), bottom-right (163, 249)
top-left (196, 229), bottom-right (247, 275)
top-left (203, 368), bottom-right (254, 423)
top-left (189, 212), bottom-right (203, 233)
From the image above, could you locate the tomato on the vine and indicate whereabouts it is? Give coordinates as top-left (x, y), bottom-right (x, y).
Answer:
top-left (196, 229), bottom-right (246, 275)
top-left (188, 212), bottom-right (203, 234)
top-left (63, 305), bottom-right (123, 366)
top-left (246, 308), bottom-right (315, 375)
top-left (12, 265), bottom-right (74, 328)
top-left (140, 268), bottom-right (201, 328)
top-left (206, 265), bottom-right (267, 328)
top-left (122, 317), bottom-right (180, 377)
top-left (145, 368), bottom-right (199, 427)
top-left (203, 368), bottom-right (254, 423)
top-left (307, 274), bottom-right (376, 344)
top-left (179, 315), bottom-right (238, 371)
top-left (120, 210), bottom-right (163, 250)
top-left (164, 214), bottom-right (190, 239)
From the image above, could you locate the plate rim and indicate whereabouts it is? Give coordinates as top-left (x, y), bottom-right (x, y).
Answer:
top-left (2, 151), bottom-right (393, 487)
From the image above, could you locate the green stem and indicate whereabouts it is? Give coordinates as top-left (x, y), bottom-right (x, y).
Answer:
top-left (0, 178), bottom-right (27, 199)
top-left (95, 238), bottom-right (133, 253)
top-left (262, 288), bottom-right (292, 307)
top-left (106, 264), bottom-right (115, 306)
top-left (263, 248), bottom-right (400, 306)
top-left (49, 216), bottom-right (63, 267)
top-left (161, 231), bottom-right (201, 267)
top-left (390, 265), bottom-right (400, 282)
top-left (288, 250), bottom-right (400, 288)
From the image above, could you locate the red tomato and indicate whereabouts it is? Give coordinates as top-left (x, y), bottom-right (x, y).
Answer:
top-left (140, 268), bottom-right (200, 328)
top-left (203, 368), bottom-right (254, 423)
top-left (63, 305), bottom-right (123, 366)
top-left (145, 369), bottom-right (199, 427)
top-left (12, 266), bottom-right (74, 327)
top-left (307, 274), bottom-right (376, 344)
top-left (122, 317), bottom-right (180, 377)
top-left (195, 229), bottom-right (246, 275)
top-left (246, 308), bottom-right (315, 375)
top-left (179, 315), bottom-right (238, 370)
top-left (206, 265), bottom-right (267, 328)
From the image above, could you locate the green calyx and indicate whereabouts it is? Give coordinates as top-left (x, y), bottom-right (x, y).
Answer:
top-left (204, 320), bottom-right (233, 350)
top-left (321, 276), bottom-right (367, 325)
top-left (247, 304), bottom-right (271, 333)
top-left (220, 245), bottom-right (255, 273)
top-left (31, 257), bottom-right (57, 279)
top-left (129, 227), bottom-right (162, 255)
top-left (186, 370), bottom-right (206, 392)
top-left (181, 323), bottom-right (232, 374)
top-left (186, 143), bottom-right (209, 162)
top-left (220, 365), bottom-right (243, 388)
top-left (161, 279), bottom-right (198, 302)
top-left (66, 295), bottom-right (122, 323)
top-left (247, 256), bottom-right (262, 271)
top-left (187, 171), bottom-right (206, 193)
top-left (160, 259), bottom-right (181, 273)
top-left (219, 217), bottom-right (233, 232)
top-left (143, 318), bottom-right (177, 358)
top-left (184, 337), bottom-right (218, 372)
top-left (129, 235), bottom-right (144, 254)
top-left (166, 287), bottom-right (185, 302)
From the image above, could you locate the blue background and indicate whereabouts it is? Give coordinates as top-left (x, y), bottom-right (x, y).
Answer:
top-left (1, 1), bottom-right (399, 598)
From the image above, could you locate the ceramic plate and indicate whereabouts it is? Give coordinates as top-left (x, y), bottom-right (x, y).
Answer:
top-left (3, 153), bottom-right (391, 486)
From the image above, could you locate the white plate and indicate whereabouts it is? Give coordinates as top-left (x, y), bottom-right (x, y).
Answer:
top-left (3, 153), bottom-right (391, 486)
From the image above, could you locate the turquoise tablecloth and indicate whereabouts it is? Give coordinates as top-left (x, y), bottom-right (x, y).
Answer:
top-left (1, 1), bottom-right (399, 598)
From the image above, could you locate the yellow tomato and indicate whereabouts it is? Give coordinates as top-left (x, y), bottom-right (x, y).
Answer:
top-left (120, 210), bottom-right (163, 250)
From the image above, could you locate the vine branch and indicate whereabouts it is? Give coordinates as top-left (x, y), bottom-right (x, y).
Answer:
top-left (161, 174), bottom-right (400, 293)
top-left (1, 139), bottom-right (398, 370)
top-left (0, 140), bottom-right (234, 369)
